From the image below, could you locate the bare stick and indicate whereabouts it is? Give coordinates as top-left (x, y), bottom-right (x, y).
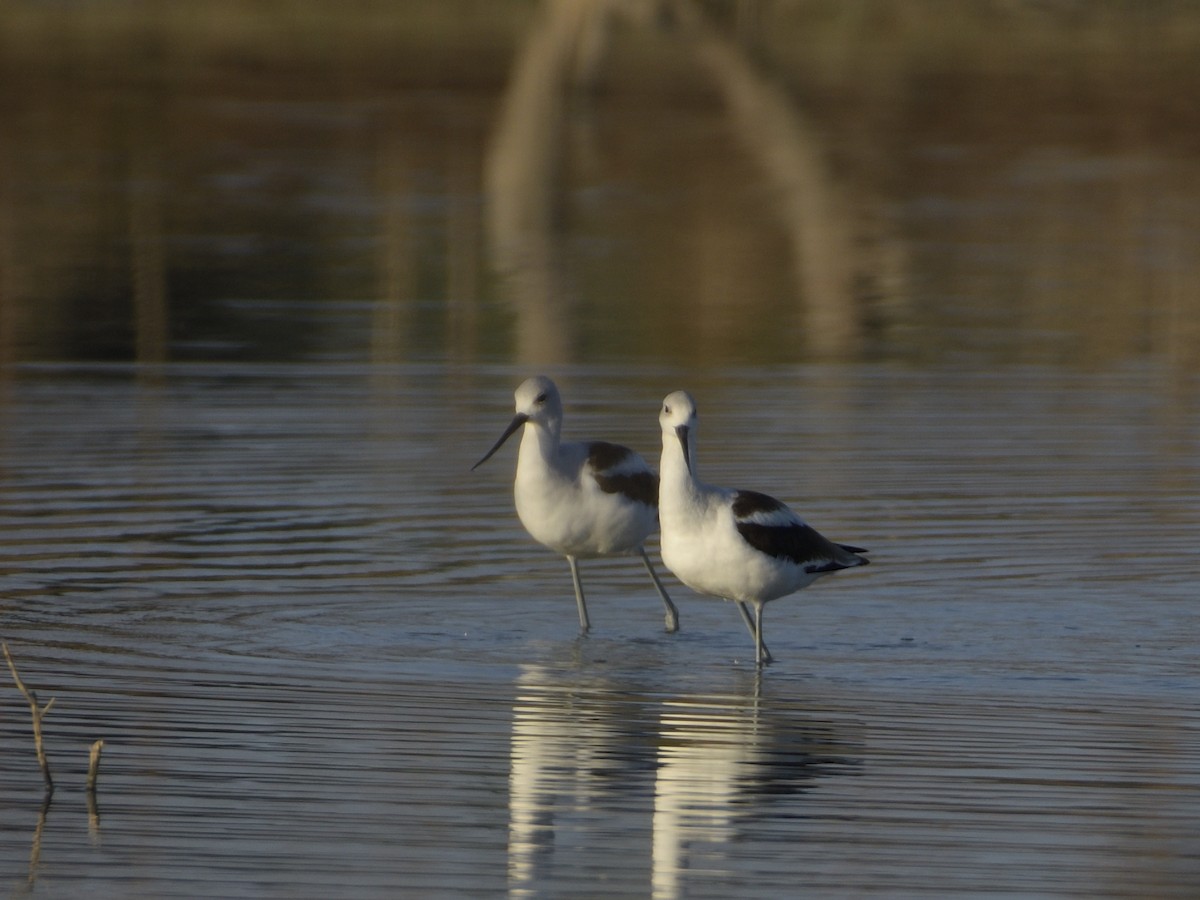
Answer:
top-left (87, 739), bottom-right (105, 794)
top-left (3, 642), bottom-right (55, 793)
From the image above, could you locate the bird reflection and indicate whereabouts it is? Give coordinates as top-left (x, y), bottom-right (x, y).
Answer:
top-left (651, 688), bottom-right (854, 899)
top-left (507, 663), bottom-right (858, 899)
top-left (507, 662), bottom-right (660, 895)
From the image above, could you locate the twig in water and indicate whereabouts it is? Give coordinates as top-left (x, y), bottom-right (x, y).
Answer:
top-left (3, 641), bottom-right (56, 793)
top-left (87, 739), bottom-right (105, 793)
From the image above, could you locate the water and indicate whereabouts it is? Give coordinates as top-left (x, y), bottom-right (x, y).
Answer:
top-left (1, 363), bottom-right (1197, 898)
top-left (3, 2), bottom-right (1200, 896)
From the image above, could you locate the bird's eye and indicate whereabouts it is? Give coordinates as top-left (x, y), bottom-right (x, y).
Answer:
top-left (534, 392), bottom-right (547, 404)
top-left (663, 404), bottom-right (671, 415)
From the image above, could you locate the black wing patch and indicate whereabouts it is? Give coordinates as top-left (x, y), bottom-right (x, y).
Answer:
top-left (586, 441), bottom-right (635, 471)
top-left (733, 490), bottom-right (869, 571)
top-left (588, 441), bottom-right (659, 508)
top-left (736, 521), bottom-right (856, 571)
top-left (731, 489), bottom-right (787, 518)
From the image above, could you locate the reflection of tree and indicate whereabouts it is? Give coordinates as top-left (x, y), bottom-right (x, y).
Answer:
top-left (0, 99), bottom-right (18, 374)
top-left (485, 0), bottom-right (894, 363)
top-left (371, 100), bottom-right (485, 366)
top-left (671, 0), bottom-right (862, 357)
top-left (1, 4), bottom-right (1195, 369)
top-left (486, 0), bottom-right (624, 365)
top-left (372, 121), bottom-right (419, 366)
top-left (506, 662), bottom-right (857, 898)
top-left (127, 94), bottom-right (170, 367)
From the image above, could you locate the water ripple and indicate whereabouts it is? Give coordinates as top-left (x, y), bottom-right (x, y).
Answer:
top-left (1, 363), bottom-right (1198, 898)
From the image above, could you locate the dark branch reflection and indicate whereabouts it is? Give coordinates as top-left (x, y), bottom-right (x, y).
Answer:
top-left (0, 2), bottom-right (1197, 367)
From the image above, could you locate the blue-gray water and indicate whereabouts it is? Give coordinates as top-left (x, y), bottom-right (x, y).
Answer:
top-left (1, 363), bottom-right (1197, 898)
top-left (3, 2), bottom-right (1200, 896)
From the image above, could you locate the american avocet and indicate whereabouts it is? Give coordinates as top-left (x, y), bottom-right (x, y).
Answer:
top-left (473, 376), bottom-right (679, 633)
top-left (657, 390), bottom-right (868, 665)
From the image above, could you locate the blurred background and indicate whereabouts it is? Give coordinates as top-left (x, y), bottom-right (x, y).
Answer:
top-left (2, 0), bottom-right (1197, 372)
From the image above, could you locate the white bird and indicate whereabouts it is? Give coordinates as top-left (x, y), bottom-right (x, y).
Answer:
top-left (473, 376), bottom-right (679, 633)
top-left (657, 390), bottom-right (868, 665)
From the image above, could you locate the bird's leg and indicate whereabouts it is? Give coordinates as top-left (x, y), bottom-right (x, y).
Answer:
top-left (567, 556), bottom-right (590, 633)
top-left (640, 549), bottom-right (679, 633)
top-left (754, 602), bottom-right (768, 667)
top-left (736, 601), bottom-right (755, 638)
top-left (736, 602), bottom-right (772, 662)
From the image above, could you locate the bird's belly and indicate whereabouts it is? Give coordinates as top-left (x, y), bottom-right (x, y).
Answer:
top-left (515, 483), bottom-right (653, 558)
top-left (661, 523), bottom-right (813, 603)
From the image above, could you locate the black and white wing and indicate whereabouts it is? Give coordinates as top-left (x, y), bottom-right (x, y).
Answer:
top-left (586, 441), bottom-right (659, 508)
top-left (731, 490), bottom-right (868, 573)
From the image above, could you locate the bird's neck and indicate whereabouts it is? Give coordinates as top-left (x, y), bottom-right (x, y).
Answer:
top-left (659, 433), bottom-right (703, 507)
top-left (518, 420), bottom-right (561, 473)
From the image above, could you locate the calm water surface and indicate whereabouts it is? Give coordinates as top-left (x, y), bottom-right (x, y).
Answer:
top-left (1, 362), bottom-right (1197, 898)
top-left (3, 3), bottom-right (1200, 896)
